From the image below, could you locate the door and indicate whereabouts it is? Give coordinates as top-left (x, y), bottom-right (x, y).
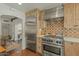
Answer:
top-left (64, 3), bottom-right (75, 28)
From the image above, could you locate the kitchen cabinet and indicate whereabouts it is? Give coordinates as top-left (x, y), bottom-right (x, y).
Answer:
top-left (26, 9), bottom-right (38, 52)
top-left (26, 9), bottom-right (44, 54)
top-left (64, 3), bottom-right (79, 29)
top-left (64, 4), bottom-right (75, 28)
top-left (36, 37), bottom-right (43, 54)
top-left (75, 3), bottom-right (79, 28)
top-left (36, 11), bottom-right (44, 54)
top-left (64, 41), bottom-right (79, 56)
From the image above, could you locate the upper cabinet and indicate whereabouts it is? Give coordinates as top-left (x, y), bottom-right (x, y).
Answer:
top-left (64, 4), bottom-right (75, 28)
top-left (75, 4), bottom-right (79, 28)
top-left (64, 3), bottom-right (79, 29)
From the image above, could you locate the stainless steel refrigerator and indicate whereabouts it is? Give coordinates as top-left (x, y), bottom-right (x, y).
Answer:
top-left (25, 16), bottom-right (37, 51)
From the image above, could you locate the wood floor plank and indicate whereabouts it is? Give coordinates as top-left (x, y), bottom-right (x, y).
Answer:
top-left (9, 49), bottom-right (40, 56)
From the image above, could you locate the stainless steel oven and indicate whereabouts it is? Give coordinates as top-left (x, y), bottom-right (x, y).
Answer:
top-left (43, 44), bottom-right (64, 56)
top-left (42, 34), bottom-right (64, 56)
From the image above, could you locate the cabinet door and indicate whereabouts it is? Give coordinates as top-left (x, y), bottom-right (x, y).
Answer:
top-left (73, 43), bottom-right (79, 55)
top-left (64, 42), bottom-right (79, 56)
top-left (64, 42), bottom-right (72, 56)
top-left (36, 37), bottom-right (43, 54)
top-left (64, 4), bottom-right (75, 28)
top-left (75, 3), bottom-right (79, 28)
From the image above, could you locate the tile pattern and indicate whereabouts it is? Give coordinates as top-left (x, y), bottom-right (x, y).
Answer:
top-left (43, 17), bottom-right (64, 35)
top-left (64, 28), bottom-right (79, 38)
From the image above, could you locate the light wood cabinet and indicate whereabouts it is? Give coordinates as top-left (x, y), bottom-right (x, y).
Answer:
top-left (64, 41), bottom-right (79, 56)
top-left (64, 3), bottom-right (79, 29)
top-left (64, 3), bottom-right (75, 28)
top-left (36, 11), bottom-right (44, 54)
top-left (75, 4), bottom-right (79, 28)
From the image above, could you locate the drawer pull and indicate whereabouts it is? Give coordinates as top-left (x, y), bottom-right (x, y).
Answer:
top-left (71, 42), bottom-right (74, 45)
top-left (74, 25), bottom-right (78, 27)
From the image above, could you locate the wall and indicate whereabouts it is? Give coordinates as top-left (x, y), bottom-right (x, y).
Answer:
top-left (0, 17), bottom-right (1, 45)
top-left (14, 19), bottom-right (22, 41)
top-left (0, 3), bottom-right (26, 49)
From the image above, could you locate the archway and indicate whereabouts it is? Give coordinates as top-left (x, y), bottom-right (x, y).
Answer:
top-left (0, 15), bottom-right (23, 50)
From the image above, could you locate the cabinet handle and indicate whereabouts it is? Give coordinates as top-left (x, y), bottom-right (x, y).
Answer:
top-left (71, 42), bottom-right (74, 45)
top-left (74, 25), bottom-right (78, 27)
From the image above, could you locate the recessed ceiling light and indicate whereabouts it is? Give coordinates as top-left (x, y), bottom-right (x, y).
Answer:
top-left (18, 3), bottom-right (22, 5)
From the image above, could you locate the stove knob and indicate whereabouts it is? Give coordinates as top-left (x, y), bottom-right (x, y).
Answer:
top-left (46, 40), bottom-right (49, 42)
top-left (43, 39), bottom-right (45, 41)
top-left (49, 40), bottom-right (51, 42)
top-left (59, 41), bottom-right (61, 44)
top-left (51, 40), bottom-right (53, 42)
top-left (56, 41), bottom-right (58, 43)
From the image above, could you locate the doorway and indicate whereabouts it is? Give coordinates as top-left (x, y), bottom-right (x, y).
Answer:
top-left (0, 15), bottom-right (23, 51)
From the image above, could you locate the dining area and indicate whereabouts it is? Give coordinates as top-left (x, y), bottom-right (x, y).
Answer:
top-left (0, 39), bottom-right (21, 56)
top-left (0, 14), bottom-right (23, 56)
top-left (0, 46), bottom-right (6, 56)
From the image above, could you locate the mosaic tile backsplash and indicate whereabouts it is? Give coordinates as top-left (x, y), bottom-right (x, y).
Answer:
top-left (64, 28), bottom-right (79, 38)
top-left (41, 17), bottom-right (79, 38)
top-left (43, 17), bottom-right (64, 36)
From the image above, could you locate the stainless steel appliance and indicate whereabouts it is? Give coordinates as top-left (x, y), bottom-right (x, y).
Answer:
top-left (26, 33), bottom-right (36, 51)
top-left (42, 34), bottom-right (64, 56)
top-left (25, 16), bottom-right (37, 51)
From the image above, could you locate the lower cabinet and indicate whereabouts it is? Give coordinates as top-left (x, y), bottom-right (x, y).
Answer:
top-left (64, 41), bottom-right (79, 56)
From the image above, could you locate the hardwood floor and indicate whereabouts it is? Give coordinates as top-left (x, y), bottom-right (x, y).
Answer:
top-left (9, 49), bottom-right (41, 56)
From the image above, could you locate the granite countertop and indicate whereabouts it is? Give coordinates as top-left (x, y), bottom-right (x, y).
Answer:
top-left (37, 35), bottom-right (45, 38)
top-left (37, 35), bottom-right (56, 38)
top-left (38, 35), bottom-right (79, 43)
top-left (64, 37), bottom-right (79, 43)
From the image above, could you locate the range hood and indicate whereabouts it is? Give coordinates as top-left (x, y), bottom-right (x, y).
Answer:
top-left (44, 5), bottom-right (64, 20)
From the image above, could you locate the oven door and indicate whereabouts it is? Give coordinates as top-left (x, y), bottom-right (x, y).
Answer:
top-left (43, 44), bottom-right (62, 56)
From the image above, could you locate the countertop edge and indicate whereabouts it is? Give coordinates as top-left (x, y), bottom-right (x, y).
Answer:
top-left (64, 37), bottom-right (79, 43)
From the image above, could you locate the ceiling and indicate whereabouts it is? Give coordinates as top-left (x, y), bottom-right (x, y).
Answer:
top-left (4, 3), bottom-right (62, 13)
